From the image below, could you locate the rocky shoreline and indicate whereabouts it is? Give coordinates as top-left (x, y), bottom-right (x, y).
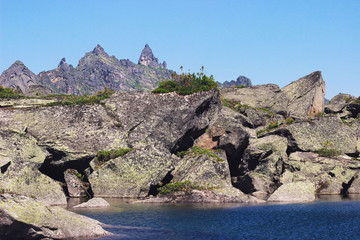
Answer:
top-left (1, 70), bottom-right (360, 238)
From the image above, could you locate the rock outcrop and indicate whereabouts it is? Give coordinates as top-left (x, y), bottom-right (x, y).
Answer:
top-left (0, 194), bottom-right (110, 239)
top-left (221, 71), bottom-right (326, 119)
top-left (0, 130), bottom-right (67, 205)
top-left (73, 197), bottom-right (110, 208)
top-left (1, 67), bottom-right (360, 209)
top-left (267, 181), bottom-right (316, 203)
top-left (219, 75), bottom-right (253, 88)
top-left (1, 89), bottom-right (243, 200)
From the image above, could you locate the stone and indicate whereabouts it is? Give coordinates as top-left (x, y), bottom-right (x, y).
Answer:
top-left (64, 169), bottom-right (89, 198)
top-left (73, 197), bottom-right (110, 208)
top-left (0, 194), bottom-right (110, 239)
top-left (220, 84), bottom-right (281, 111)
top-left (234, 135), bottom-right (288, 196)
top-left (0, 161), bottom-right (67, 205)
top-left (89, 145), bottom-right (177, 197)
top-left (0, 130), bottom-right (66, 205)
top-left (280, 71), bottom-right (326, 118)
top-left (283, 116), bottom-right (358, 155)
top-left (134, 189), bottom-right (262, 203)
top-left (220, 71), bottom-right (326, 119)
top-left (172, 149), bottom-right (249, 198)
top-left (281, 152), bottom-right (360, 195)
top-left (325, 93), bottom-right (356, 114)
top-left (267, 181), bottom-right (315, 202)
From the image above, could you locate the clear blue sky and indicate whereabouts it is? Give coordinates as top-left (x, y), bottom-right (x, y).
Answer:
top-left (1, 0), bottom-right (359, 98)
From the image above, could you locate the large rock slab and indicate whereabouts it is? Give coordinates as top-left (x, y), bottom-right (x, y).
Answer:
top-left (284, 116), bottom-right (359, 155)
top-left (0, 194), bottom-right (110, 240)
top-left (0, 162), bottom-right (67, 205)
top-left (0, 130), bottom-right (66, 205)
top-left (281, 152), bottom-right (360, 195)
top-left (325, 93), bottom-right (356, 114)
top-left (172, 149), bottom-right (254, 200)
top-left (220, 71), bottom-right (326, 119)
top-left (73, 197), bottom-right (110, 208)
top-left (267, 181), bottom-right (315, 202)
top-left (221, 84), bottom-right (282, 110)
top-left (280, 71), bottom-right (325, 118)
top-left (89, 146), bottom-right (177, 197)
top-left (234, 135), bottom-right (288, 197)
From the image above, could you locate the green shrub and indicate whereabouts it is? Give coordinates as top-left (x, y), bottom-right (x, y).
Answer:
top-left (256, 121), bottom-right (280, 136)
top-left (317, 148), bottom-right (341, 158)
top-left (95, 148), bottom-right (135, 163)
top-left (152, 69), bottom-right (218, 95)
top-left (0, 86), bottom-right (23, 99)
top-left (268, 121), bottom-right (279, 130)
top-left (44, 88), bottom-right (115, 106)
top-left (259, 107), bottom-right (274, 115)
top-left (221, 97), bottom-right (237, 110)
top-left (344, 97), bottom-right (353, 103)
top-left (177, 146), bottom-right (224, 162)
top-left (285, 117), bottom-right (295, 124)
top-left (234, 85), bottom-right (247, 89)
top-left (157, 180), bottom-right (205, 196)
top-left (75, 172), bottom-right (85, 181)
top-left (317, 141), bottom-right (341, 157)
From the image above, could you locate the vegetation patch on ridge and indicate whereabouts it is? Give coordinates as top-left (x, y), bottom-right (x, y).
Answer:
top-left (0, 86), bottom-right (24, 99)
top-left (152, 67), bottom-right (218, 95)
top-left (43, 88), bottom-right (115, 106)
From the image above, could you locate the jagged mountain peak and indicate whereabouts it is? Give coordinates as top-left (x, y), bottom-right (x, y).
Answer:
top-left (138, 44), bottom-right (166, 68)
top-left (92, 44), bottom-right (107, 56)
top-left (58, 58), bottom-right (67, 67)
top-left (10, 60), bottom-right (26, 68)
top-left (0, 60), bottom-right (38, 92)
top-left (57, 57), bottom-right (72, 72)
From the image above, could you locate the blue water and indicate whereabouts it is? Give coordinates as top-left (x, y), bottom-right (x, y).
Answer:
top-left (73, 198), bottom-right (360, 240)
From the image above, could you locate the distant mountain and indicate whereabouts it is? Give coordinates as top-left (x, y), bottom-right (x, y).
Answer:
top-left (0, 60), bottom-right (39, 93)
top-left (0, 44), bottom-right (172, 95)
top-left (219, 75), bottom-right (252, 88)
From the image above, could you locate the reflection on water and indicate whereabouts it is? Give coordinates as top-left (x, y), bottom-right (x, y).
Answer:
top-left (317, 194), bottom-right (360, 202)
top-left (71, 195), bottom-right (360, 240)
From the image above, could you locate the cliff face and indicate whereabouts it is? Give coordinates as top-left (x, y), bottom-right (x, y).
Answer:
top-left (0, 44), bottom-right (172, 95)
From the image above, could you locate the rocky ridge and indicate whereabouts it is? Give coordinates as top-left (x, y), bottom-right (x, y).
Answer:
top-left (0, 44), bottom-right (172, 95)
